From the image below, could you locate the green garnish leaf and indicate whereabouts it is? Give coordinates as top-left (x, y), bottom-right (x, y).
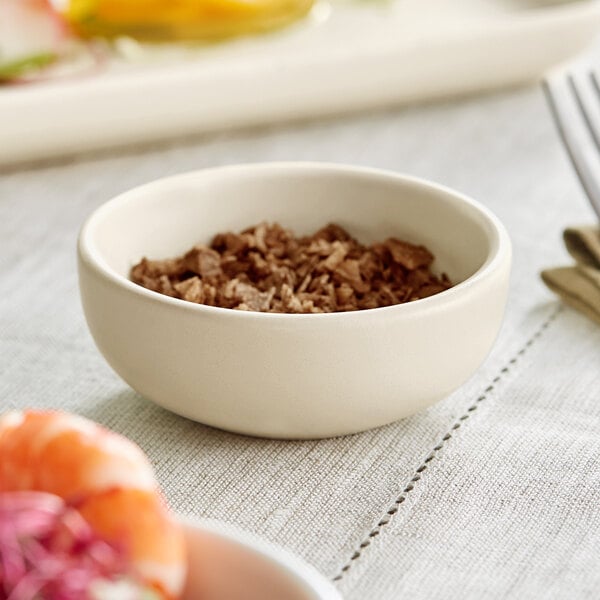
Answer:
top-left (0, 53), bottom-right (57, 81)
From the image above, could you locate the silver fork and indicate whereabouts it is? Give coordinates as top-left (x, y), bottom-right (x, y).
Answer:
top-left (543, 67), bottom-right (600, 219)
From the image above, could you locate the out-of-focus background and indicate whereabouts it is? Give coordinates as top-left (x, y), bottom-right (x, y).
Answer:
top-left (2, 0), bottom-right (600, 165)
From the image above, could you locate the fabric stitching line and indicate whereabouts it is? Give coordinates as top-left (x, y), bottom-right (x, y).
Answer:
top-left (331, 304), bottom-right (563, 582)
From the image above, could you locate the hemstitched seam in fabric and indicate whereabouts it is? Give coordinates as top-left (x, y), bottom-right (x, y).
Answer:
top-left (331, 304), bottom-right (563, 582)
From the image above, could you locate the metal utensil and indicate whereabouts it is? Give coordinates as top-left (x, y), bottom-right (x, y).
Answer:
top-left (543, 68), bottom-right (600, 219)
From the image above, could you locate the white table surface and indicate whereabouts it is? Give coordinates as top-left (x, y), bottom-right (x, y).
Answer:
top-left (1, 50), bottom-right (600, 598)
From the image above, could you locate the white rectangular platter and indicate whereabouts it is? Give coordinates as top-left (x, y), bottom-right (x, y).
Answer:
top-left (1, 0), bottom-right (599, 166)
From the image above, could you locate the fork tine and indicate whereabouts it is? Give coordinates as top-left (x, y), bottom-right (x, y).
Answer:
top-left (543, 75), bottom-right (600, 219)
top-left (570, 72), bottom-right (600, 157)
top-left (588, 71), bottom-right (600, 150)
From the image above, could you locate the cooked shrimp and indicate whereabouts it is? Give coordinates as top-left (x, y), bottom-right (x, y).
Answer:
top-left (0, 410), bottom-right (186, 600)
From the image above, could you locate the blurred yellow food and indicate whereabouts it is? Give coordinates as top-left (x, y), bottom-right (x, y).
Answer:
top-left (66, 0), bottom-right (315, 41)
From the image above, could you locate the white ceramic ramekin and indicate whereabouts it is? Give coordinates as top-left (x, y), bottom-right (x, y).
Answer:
top-left (181, 519), bottom-right (342, 600)
top-left (78, 163), bottom-right (511, 438)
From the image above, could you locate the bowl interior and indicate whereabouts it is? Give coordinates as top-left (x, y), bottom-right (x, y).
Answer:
top-left (84, 165), bottom-right (498, 291)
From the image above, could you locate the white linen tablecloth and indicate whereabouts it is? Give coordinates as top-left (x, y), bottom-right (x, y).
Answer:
top-left (1, 73), bottom-right (599, 598)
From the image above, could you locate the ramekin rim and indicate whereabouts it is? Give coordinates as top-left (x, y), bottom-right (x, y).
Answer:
top-left (180, 517), bottom-right (343, 599)
top-left (78, 162), bottom-right (511, 321)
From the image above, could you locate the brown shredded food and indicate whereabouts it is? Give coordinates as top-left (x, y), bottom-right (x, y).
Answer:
top-left (130, 223), bottom-right (452, 313)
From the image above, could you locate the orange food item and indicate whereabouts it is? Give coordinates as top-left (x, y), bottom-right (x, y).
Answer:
top-left (64, 0), bottom-right (315, 41)
top-left (0, 410), bottom-right (186, 599)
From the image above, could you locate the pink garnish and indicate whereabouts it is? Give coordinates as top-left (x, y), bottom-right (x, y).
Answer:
top-left (0, 491), bottom-right (129, 600)
top-left (0, 0), bottom-right (68, 61)
top-left (0, 0), bottom-right (107, 85)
